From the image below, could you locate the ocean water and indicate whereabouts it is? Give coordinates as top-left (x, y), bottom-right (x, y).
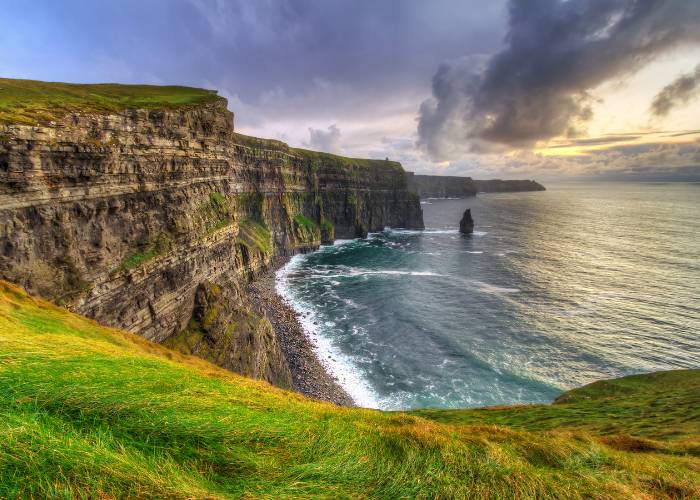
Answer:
top-left (276, 182), bottom-right (700, 410)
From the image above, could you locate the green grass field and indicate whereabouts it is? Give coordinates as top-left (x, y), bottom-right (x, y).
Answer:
top-left (0, 280), bottom-right (698, 498)
top-left (0, 77), bottom-right (220, 125)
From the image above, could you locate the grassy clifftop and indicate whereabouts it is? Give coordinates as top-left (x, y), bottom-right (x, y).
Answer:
top-left (0, 77), bottom-right (405, 173)
top-left (0, 77), bottom-right (221, 125)
top-left (0, 280), bottom-right (698, 498)
top-left (233, 132), bottom-right (405, 172)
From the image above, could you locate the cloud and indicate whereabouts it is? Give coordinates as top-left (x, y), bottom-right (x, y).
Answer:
top-left (305, 124), bottom-right (342, 153)
top-left (418, 0), bottom-right (700, 160)
top-left (651, 63), bottom-right (700, 116)
top-left (547, 134), bottom-right (642, 148)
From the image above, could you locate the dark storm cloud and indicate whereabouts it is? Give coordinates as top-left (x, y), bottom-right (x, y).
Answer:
top-left (651, 63), bottom-right (700, 116)
top-left (1, 0), bottom-right (505, 125)
top-left (418, 0), bottom-right (700, 159)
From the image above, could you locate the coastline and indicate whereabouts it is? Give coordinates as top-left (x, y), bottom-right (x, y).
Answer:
top-left (246, 257), bottom-right (354, 407)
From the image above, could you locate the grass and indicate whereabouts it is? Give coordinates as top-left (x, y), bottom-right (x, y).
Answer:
top-left (411, 370), bottom-right (700, 442)
top-left (238, 219), bottom-right (272, 256)
top-left (112, 248), bottom-right (160, 274)
top-left (293, 214), bottom-right (314, 229)
top-left (0, 281), bottom-right (699, 498)
top-left (0, 77), bottom-right (221, 125)
top-left (111, 233), bottom-right (173, 274)
top-left (291, 147), bottom-right (405, 172)
top-left (198, 192), bottom-right (234, 235)
top-left (320, 218), bottom-right (335, 242)
top-left (293, 214), bottom-right (321, 245)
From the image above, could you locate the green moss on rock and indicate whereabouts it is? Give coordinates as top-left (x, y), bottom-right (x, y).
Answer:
top-left (112, 233), bottom-right (172, 274)
top-left (238, 219), bottom-right (272, 256)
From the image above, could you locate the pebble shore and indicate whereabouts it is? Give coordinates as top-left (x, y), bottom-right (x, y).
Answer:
top-left (247, 258), bottom-right (354, 407)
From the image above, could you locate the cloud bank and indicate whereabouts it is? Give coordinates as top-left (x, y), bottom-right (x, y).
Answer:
top-left (418, 0), bottom-right (700, 160)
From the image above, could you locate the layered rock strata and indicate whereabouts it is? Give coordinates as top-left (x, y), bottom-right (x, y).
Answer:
top-left (0, 97), bottom-right (423, 388)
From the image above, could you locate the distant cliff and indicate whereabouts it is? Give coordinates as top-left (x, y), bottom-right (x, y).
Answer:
top-left (407, 172), bottom-right (545, 198)
top-left (474, 179), bottom-right (545, 193)
top-left (406, 172), bottom-right (478, 198)
top-left (0, 78), bottom-right (423, 388)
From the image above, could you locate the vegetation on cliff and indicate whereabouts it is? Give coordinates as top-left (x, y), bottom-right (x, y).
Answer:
top-left (1, 281), bottom-right (698, 499)
top-left (0, 77), bottom-right (221, 125)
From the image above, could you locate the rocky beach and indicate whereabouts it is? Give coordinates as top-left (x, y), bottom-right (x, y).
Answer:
top-left (247, 258), bottom-right (354, 406)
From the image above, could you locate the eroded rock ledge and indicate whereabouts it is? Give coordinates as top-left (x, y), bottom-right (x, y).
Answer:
top-left (0, 97), bottom-right (423, 390)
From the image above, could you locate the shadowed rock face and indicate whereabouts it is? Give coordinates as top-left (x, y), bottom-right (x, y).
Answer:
top-left (0, 97), bottom-right (423, 387)
top-left (459, 209), bottom-right (474, 234)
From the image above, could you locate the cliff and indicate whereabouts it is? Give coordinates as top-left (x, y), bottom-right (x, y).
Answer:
top-left (0, 78), bottom-right (423, 388)
top-left (474, 178), bottom-right (546, 193)
top-left (406, 172), bottom-right (478, 198)
top-left (406, 172), bottom-right (545, 198)
top-left (2, 280), bottom-right (698, 498)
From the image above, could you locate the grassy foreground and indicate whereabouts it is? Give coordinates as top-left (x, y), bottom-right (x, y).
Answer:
top-left (0, 280), bottom-right (698, 498)
top-left (0, 77), bottom-right (220, 125)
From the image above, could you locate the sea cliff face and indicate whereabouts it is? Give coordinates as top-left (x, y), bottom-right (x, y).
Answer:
top-left (474, 179), bottom-right (545, 193)
top-left (0, 96), bottom-right (423, 387)
top-left (406, 172), bottom-right (478, 198)
top-left (406, 172), bottom-right (545, 198)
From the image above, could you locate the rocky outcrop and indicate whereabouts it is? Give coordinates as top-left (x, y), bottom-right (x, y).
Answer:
top-left (406, 173), bottom-right (545, 198)
top-left (0, 96), bottom-right (423, 388)
top-left (459, 209), bottom-right (474, 234)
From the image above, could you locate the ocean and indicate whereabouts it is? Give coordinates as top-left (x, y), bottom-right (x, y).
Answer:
top-left (276, 182), bottom-right (700, 410)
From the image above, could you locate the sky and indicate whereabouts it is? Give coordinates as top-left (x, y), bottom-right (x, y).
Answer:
top-left (2, 0), bottom-right (700, 180)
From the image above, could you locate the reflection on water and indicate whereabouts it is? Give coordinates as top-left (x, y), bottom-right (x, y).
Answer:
top-left (278, 182), bottom-right (700, 409)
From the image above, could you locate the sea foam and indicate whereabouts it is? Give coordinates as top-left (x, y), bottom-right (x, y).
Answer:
top-left (275, 255), bottom-right (380, 408)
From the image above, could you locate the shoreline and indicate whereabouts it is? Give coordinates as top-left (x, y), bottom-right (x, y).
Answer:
top-left (246, 256), bottom-right (354, 407)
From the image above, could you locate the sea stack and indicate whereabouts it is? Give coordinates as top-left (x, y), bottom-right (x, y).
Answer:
top-left (459, 209), bottom-right (474, 234)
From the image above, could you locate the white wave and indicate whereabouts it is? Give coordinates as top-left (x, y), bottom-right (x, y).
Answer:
top-left (276, 257), bottom-right (380, 408)
top-left (332, 239), bottom-right (355, 246)
top-left (463, 251), bottom-right (484, 254)
top-left (380, 228), bottom-right (422, 235)
top-left (379, 227), bottom-right (468, 236)
top-left (309, 267), bottom-right (444, 279)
